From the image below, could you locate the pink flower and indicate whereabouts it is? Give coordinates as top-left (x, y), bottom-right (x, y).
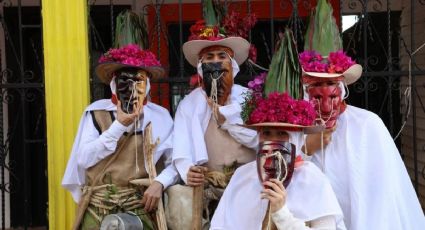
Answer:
top-left (99, 44), bottom-right (161, 68)
top-left (299, 50), bottom-right (356, 74)
top-left (248, 92), bottom-right (316, 126)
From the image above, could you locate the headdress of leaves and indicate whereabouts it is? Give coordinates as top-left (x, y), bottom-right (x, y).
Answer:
top-left (241, 28), bottom-right (312, 124)
top-left (304, 0), bottom-right (342, 56)
top-left (114, 10), bottom-right (149, 49)
top-left (264, 28), bottom-right (302, 99)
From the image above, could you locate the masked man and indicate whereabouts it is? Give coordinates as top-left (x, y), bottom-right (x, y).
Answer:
top-left (62, 44), bottom-right (179, 230)
top-left (167, 20), bottom-right (258, 228)
top-left (211, 91), bottom-right (346, 230)
top-left (300, 50), bottom-right (425, 229)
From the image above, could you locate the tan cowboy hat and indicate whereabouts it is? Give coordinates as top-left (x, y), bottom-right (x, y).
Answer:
top-left (241, 122), bottom-right (325, 134)
top-left (302, 63), bottom-right (363, 85)
top-left (95, 62), bottom-right (164, 84)
top-left (183, 36), bottom-right (251, 67)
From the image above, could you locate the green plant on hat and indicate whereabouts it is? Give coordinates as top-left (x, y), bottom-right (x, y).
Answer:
top-left (114, 10), bottom-right (149, 49)
top-left (264, 28), bottom-right (302, 99)
top-left (304, 0), bottom-right (342, 56)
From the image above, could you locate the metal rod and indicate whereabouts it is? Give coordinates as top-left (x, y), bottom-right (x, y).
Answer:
top-left (363, 0), bottom-right (369, 108)
top-left (270, 0), bottom-right (274, 52)
top-left (178, 0), bottom-right (183, 78)
top-left (248, 0), bottom-right (252, 42)
top-left (155, 1), bottom-right (162, 104)
top-left (110, 0), bottom-right (114, 46)
top-left (387, 0), bottom-right (394, 135)
top-left (0, 47), bottom-right (4, 230)
top-left (411, 0), bottom-right (419, 193)
top-left (17, 0), bottom-right (30, 228)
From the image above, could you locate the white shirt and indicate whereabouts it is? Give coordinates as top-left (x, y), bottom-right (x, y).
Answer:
top-left (311, 105), bottom-right (425, 230)
top-left (62, 99), bottom-right (179, 202)
top-left (210, 161), bottom-right (345, 230)
top-left (172, 85), bottom-right (258, 183)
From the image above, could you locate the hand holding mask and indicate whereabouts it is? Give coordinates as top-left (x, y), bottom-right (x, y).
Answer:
top-left (115, 68), bottom-right (148, 114)
top-left (257, 141), bottom-right (296, 188)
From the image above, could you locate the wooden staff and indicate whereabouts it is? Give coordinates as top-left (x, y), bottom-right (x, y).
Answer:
top-left (143, 122), bottom-right (167, 230)
top-left (191, 183), bottom-right (204, 230)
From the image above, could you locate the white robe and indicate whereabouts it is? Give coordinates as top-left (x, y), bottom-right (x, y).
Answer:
top-left (311, 105), bottom-right (425, 229)
top-left (172, 85), bottom-right (258, 183)
top-left (62, 99), bottom-right (179, 202)
top-left (210, 161), bottom-right (346, 230)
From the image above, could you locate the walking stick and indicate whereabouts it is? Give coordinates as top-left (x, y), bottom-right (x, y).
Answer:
top-left (191, 183), bottom-right (204, 230)
top-left (144, 122), bottom-right (168, 230)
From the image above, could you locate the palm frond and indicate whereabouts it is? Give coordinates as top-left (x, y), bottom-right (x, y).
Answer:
top-left (304, 0), bottom-right (342, 55)
top-left (113, 10), bottom-right (149, 49)
top-left (265, 29), bottom-right (302, 99)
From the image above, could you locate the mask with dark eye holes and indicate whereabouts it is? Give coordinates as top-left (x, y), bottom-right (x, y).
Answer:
top-left (257, 141), bottom-right (296, 188)
top-left (306, 83), bottom-right (343, 129)
top-left (114, 67), bottom-right (147, 114)
top-left (202, 62), bottom-right (233, 106)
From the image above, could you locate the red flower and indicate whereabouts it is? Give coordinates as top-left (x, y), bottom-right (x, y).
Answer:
top-left (299, 50), bottom-right (356, 73)
top-left (248, 92), bottom-right (316, 126)
top-left (99, 44), bottom-right (161, 67)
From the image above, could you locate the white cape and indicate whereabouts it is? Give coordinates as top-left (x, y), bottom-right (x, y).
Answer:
top-left (210, 161), bottom-right (346, 230)
top-left (172, 84), bottom-right (249, 165)
top-left (62, 99), bottom-right (174, 202)
top-left (311, 105), bottom-right (425, 229)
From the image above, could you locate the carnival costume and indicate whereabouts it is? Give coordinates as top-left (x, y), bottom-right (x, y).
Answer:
top-left (168, 2), bottom-right (258, 229)
top-left (62, 11), bottom-right (178, 230)
top-left (300, 1), bottom-right (425, 228)
top-left (211, 29), bottom-right (345, 230)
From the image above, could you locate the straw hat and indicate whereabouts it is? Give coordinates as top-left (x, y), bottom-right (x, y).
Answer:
top-left (302, 63), bottom-right (363, 85)
top-left (95, 44), bottom-right (164, 84)
top-left (241, 122), bottom-right (325, 134)
top-left (183, 36), bottom-right (250, 67)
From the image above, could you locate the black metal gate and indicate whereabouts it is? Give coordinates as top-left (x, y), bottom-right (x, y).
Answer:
top-left (0, 0), bottom-right (47, 229)
top-left (87, 0), bottom-right (425, 206)
top-left (0, 0), bottom-right (423, 229)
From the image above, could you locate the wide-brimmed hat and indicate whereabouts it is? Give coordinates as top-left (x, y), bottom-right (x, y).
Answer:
top-left (241, 122), bottom-right (324, 134)
top-left (241, 91), bottom-right (322, 133)
top-left (95, 44), bottom-right (164, 84)
top-left (302, 63), bottom-right (362, 85)
top-left (183, 36), bottom-right (251, 67)
top-left (299, 50), bottom-right (362, 85)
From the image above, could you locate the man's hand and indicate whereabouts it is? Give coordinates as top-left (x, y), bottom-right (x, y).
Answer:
top-left (207, 98), bottom-right (226, 125)
top-left (141, 181), bottom-right (163, 212)
top-left (116, 100), bottom-right (143, 126)
top-left (187, 166), bottom-right (208, 187)
top-left (302, 126), bottom-right (336, 155)
top-left (261, 179), bottom-right (287, 213)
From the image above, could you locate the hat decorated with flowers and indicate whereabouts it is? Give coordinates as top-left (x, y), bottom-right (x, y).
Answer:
top-left (299, 50), bottom-right (362, 85)
top-left (301, 0), bottom-right (362, 85)
top-left (241, 29), bottom-right (323, 133)
top-left (182, 0), bottom-right (257, 67)
top-left (96, 44), bottom-right (164, 84)
top-left (95, 10), bottom-right (164, 84)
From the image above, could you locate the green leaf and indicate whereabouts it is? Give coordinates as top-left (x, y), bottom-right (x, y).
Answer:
top-left (304, 0), bottom-right (342, 55)
top-left (113, 10), bottom-right (149, 49)
top-left (204, 0), bottom-right (218, 26)
top-left (265, 29), bottom-right (302, 99)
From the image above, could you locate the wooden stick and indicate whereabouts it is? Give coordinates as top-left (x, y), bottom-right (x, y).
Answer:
top-left (191, 184), bottom-right (204, 230)
top-left (143, 122), bottom-right (168, 230)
